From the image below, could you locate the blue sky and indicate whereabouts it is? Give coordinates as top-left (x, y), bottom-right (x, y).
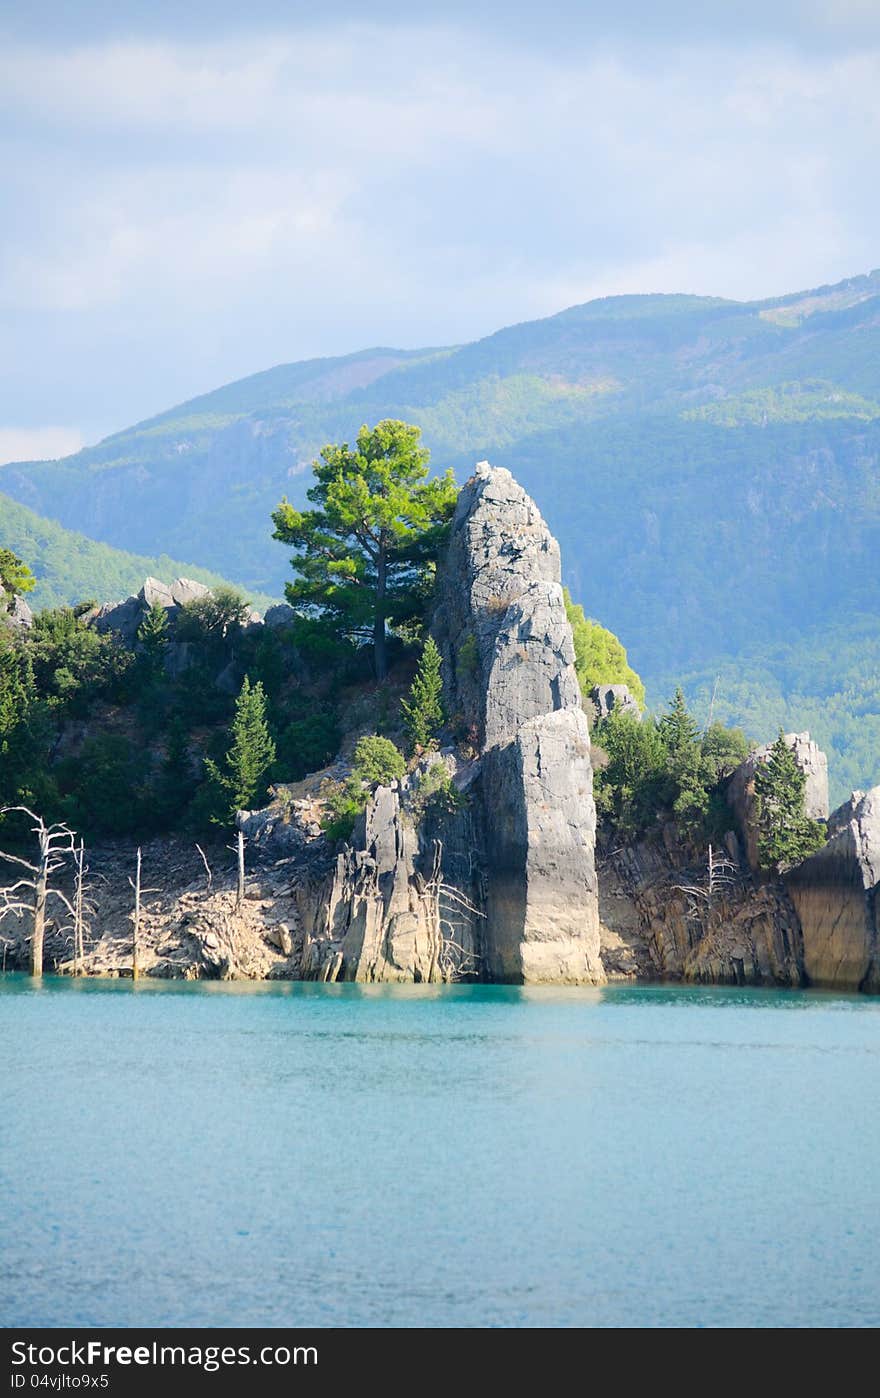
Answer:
top-left (0, 1), bottom-right (878, 460)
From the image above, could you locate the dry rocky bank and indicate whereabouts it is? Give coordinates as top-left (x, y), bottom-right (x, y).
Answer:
top-left (4, 464), bottom-right (879, 993)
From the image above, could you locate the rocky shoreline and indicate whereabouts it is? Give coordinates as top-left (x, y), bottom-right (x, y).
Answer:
top-left (2, 463), bottom-right (879, 994)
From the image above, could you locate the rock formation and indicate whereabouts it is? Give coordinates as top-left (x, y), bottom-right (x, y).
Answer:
top-left (727, 731), bottom-right (829, 871)
top-left (592, 683), bottom-right (641, 720)
top-left (786, 787), bottom-right (880, 992)
top-left (296, 462), bottom-right (604, 985)
top-left (88, 576), bottom-right (263, 642)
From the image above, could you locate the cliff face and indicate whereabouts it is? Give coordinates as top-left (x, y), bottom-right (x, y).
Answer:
top-left (786, 787), bottom-right (880, 992)
top-left (296, 463), bottom-right (603, 985)
top-left (437, 464), bottom-right (602, 984)
top-left (598, 829), bottom-right (805, 988)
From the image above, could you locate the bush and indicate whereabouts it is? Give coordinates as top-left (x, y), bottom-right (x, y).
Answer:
top-left (351, 734), bottom-right (406, 786)
top-left (321, 735), bottom-right (406, 841)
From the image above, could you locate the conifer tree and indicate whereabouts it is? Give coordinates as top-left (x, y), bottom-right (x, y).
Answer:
top-left (137, 601), bottom-right (169, 675)
top-left (272, 420), bottom-right (457, 680)
top-left (205, 676), bottom-right (276, 823)
top-left (401, 636), bottom-right (444, 754)
top-left (754, 731), bottom-right (826, 872)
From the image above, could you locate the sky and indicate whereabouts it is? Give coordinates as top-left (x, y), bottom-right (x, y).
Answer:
top-left (0, 1), bottom-right (878, 458)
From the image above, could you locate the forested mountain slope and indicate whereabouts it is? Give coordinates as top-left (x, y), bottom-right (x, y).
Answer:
top-left (3, 269), bottom-right (880, 801)
top-left (0, 492), bottom-right (273, 613)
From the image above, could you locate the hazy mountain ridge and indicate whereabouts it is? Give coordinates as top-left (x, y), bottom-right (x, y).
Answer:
top-left (3, 268), bottom-right (880, 800)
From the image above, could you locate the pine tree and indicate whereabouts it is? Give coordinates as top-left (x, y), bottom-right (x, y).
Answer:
top-left (272, 420), bottom-right (457, 680)
top-left (205, 676), bottom-right (276, 823)
top-left (401, 637), bottom-right (444, 754)
top-left (658, 686), bottom-right (700, 755)
top-left (754, 732), bottom-right (826, 872)
top-left (0, 548), bottom-right (35, 612)
top-left (137, 601), bottom-right (169, 675)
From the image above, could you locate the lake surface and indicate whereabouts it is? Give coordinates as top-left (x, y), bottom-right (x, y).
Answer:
top-left (1, 976), bottom-right (879, 1328)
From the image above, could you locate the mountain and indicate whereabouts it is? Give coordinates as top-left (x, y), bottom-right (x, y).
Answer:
top-left (2, 268), bottom-right (880, 801)
top-left (0, 491), bottom-right (275, 614)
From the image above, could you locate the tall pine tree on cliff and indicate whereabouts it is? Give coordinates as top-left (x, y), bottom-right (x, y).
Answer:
top-left (272, 420), bottom-right (457, 681)
top-left (754, 732), bottom-right (825, 872)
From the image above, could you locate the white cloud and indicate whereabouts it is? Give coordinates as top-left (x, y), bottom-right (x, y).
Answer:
top-left (0, 427), bottom-right (84, 465)
top-left (0, 23), bottom-right (878, 432)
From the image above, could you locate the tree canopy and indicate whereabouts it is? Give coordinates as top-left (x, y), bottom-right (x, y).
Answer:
top-left (563, 590), bottom-right (645, 708)
top-left (0, 548), bottom-right (35, 611)
top-left (272, 420), bottom-right (457, 680)
top-left (753, 732), bottom-right (826, 872)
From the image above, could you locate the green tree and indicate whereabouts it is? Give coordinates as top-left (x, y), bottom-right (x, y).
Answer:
top-left (176, 586), bottom-right (251, 647)
top-left (593, 709), bottom-right (668, 835)
top-left (137, 601), bottom-right (170, 676)
top-left (564, 590), bottom-right (645, 708)
top-left (701, 722), bottom-right (750, 783)
top-left (272, 420), bottom-right (457, 681)
top-left (205, 676), bottom-right (276, 823)
top-left (754, 732), bottom-right (826, 872)
top-left (0, 548), bottom-right (35, 612)
top-left (659, 686), bottom-right (700, 756)
top-left (401, 637), bottom-right (444, 754)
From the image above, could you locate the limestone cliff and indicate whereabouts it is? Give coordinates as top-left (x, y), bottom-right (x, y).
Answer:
top-left (786, 787), bottom-right (880, 992)
top-left (296, 462), bottom-right (603, 985)
top-left (598, 827), bottom-right (805, 988)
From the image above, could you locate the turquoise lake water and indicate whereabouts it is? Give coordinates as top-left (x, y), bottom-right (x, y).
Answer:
top-left (1, 975), bottom-right (878, 1329)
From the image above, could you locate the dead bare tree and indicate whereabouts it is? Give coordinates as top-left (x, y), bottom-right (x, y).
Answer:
top-left (59, 840), bottom-right (96, 976)
top-left (0, 806), bottom-right (78, 977)
top-left (195, 843), bottom-right (213, 894)
top-left (127, 847), bottom-right (159, 981)
top-left (227, 830), bottom-right (246, 911)
top-left (673, 843), bottom-right (743, 927)
top-left (424, 839), bottom-right (485, 981)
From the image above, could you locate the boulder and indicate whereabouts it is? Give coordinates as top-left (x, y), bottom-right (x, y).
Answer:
top-left (727, 731), bottom-right (829, 871)
top-left (786, 786), bottom-right (880, 992)
top-left (264, 603), bottom-right (296, 629)
top-left (169, 577), bottom-right (210, 607)
top-left (141, 576), bottom-right (175, 610)
top-left (592, 683), bottom-right (641, 720)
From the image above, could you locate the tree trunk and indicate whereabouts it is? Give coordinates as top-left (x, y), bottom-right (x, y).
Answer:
top-left (29, 830), bottom-right (49, 979)
top-left (132, 847), bottom-right (141, 981)
top-left (236, 830), bottom-right (245, 910)
top-left (373, 545), bottom-right (387, 681)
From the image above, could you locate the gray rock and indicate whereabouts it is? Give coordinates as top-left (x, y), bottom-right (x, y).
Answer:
top-left (482, 707), bottom-right (603, 983)
top-left (90, 593), bottom-right (143, 642)
top-left (264, 603), bottom-right (296, 628)
top-left (435, 463), bottom-right (582, 750)
top-left (141, 576), bottom-right (175, 610)
top-left (2, 593), bottom-right (34, 629)
top-left (727, 731), bottom-right (829, 870)
top-left (592, 683), bottom-right (641, 720)
top-left (786, 785), bottom-right (880, 992)
top-left (169, 577), bottom-right (210, 607)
